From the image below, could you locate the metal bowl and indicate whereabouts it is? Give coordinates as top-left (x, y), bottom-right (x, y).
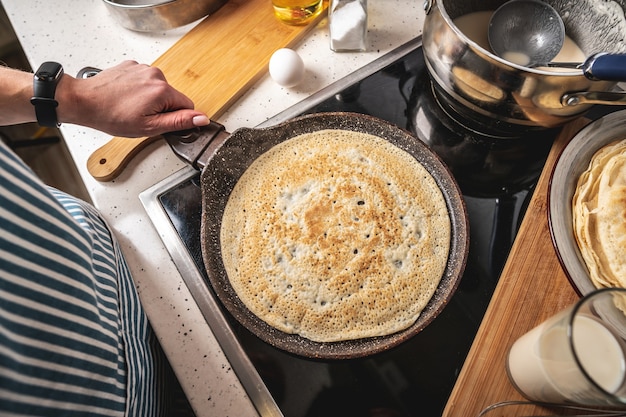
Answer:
top-left (548, 110), bottom-right (626, 295)
top-left (103, 0), bottom-right (227, 32)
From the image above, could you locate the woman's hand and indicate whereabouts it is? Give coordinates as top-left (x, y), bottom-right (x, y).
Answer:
top-left (57, 60), bottom-right (209, 137)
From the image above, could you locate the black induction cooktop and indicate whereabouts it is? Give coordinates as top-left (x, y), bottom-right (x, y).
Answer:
top-left (141, 37), bottom-right (559, 417)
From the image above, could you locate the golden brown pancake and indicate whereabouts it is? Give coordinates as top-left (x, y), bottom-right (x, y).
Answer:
top-left (573, 139), bottom-right (626, 289)
top-left (220, 129), bottom-right (451, 342)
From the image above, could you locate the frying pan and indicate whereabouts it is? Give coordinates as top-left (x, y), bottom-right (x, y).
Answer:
top-left (163, 112), bottom-right (469, 359)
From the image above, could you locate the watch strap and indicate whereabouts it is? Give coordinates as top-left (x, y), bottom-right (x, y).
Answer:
top-left (31, 62), bottom-right (64, 127)
top-left (30, 97), bottom-right (59, 128)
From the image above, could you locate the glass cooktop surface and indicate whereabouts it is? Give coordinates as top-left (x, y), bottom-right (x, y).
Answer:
top-left (140, 37), bottom-right (559, 417)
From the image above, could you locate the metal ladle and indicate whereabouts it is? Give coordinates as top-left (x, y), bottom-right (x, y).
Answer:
top-left (488, 0), bottom-right (626, 82)
top-left (488, 0), bottom-right (564, 67)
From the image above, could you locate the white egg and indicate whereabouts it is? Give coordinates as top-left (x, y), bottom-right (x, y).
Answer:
top-left (269, 48), bottom-right (305, 87)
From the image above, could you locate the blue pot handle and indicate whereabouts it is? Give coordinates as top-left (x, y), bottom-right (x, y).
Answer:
top-left (583, 53), bottom-right (626, 82)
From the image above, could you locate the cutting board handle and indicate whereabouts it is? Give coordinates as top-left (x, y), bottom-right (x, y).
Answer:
top-left (87, 135), bottom-right (160, 182)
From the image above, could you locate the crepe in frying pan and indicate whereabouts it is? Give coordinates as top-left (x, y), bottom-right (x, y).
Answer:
top-left (220, 129), bottom-right (451, 343)
top-left (573, 139), bottom-right (626, 289)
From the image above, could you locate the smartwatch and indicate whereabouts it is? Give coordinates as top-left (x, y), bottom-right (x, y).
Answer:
top-left (30, 62), bottom-right (64, 127)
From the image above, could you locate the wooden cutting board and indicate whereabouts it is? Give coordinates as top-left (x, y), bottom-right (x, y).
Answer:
top-left (442, 118), bottom-right (591, 417)
top-left (88, 0), bottom-right (326, 181)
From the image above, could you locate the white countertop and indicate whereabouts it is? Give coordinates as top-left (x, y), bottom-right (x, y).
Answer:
top-left (1, 1), bottom-right (425, 415)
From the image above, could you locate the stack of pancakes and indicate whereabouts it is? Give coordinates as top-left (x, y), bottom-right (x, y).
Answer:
top-left (220, 129), bottom-right (451, 343)
top-left (573, 139), bottom-right (626, 289)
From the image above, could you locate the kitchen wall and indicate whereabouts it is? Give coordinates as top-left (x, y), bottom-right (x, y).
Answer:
top-left (0, 4), bottom-right (90, 202)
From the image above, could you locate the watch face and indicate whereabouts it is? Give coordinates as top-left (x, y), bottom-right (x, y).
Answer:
top-left (36, 62), bottom-right (63, 82)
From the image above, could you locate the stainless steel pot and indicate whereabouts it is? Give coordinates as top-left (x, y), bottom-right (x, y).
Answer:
top-left (103, 0), bottom-right (227, 32)
top-left (423, 0), bottom-right (626, 128)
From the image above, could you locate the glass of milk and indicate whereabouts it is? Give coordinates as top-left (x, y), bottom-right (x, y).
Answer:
top-left (507, 288), bottom-right (626, 405)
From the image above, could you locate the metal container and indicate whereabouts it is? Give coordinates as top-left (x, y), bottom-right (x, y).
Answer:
top-left (103, 0), bottom-right (227, 32)
top-left (422, 0), bottom-right (626, 129)
top-left (329, 0), bottom-right (368, 52)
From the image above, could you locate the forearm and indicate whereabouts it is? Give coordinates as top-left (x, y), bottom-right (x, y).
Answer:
top-left (0, 65), bottom-right (81, 127)
top-left (0, 65), bottom-right (38, 125)
top-left (0, 61), bottom-right (208, 138)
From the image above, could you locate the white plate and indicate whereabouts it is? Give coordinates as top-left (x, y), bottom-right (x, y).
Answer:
top-left (549, 110), bottom-right (626, 295)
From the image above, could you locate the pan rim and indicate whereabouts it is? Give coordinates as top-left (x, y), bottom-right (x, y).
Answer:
top-left (199, 112), bottom-right (469, 360)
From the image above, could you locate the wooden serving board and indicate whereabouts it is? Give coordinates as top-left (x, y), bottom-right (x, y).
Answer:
top-left (442, 119), bottom-right (590, 416)
top-left (88, 0), bottom-right (326, 181)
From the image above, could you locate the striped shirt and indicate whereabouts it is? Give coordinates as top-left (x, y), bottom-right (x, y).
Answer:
top-left (0, 140), bottom-right (165, 417)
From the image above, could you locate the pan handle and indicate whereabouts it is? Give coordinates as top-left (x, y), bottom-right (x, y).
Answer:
top-left (163, 122), bottom-right (231, 170)
top-left (77, 66), bottom-right (102, 79)
top-left (562, 90), bottom-right (626, 107)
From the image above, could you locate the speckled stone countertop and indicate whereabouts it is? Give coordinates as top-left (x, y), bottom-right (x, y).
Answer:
top-left (1, 1), bottom-right (425, 415)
